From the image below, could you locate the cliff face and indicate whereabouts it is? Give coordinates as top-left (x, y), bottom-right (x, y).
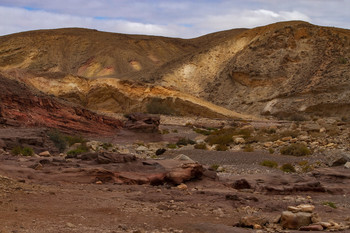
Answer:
top-left (1, 21), bottom-right (349, 119)
top-left (0, 75), bottom-right (123, 134)
top-left (158, 21), bottom-right (350, 119)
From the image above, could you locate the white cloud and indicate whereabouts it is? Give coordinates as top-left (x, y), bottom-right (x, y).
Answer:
top-left (0, 0), bottom-right (348, 39)
top-left (0, 6), bottom-right (193, 37)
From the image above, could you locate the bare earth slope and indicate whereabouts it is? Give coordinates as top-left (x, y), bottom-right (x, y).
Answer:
top-left (1, 21), bottom-right (350, 118)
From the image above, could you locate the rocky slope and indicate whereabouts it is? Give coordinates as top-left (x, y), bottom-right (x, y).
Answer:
top-left (0, 21), bottom-right (349, 119)
top-left (0, 75), bottom-right (122, 134)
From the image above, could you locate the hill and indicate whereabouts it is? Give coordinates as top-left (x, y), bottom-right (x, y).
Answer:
top-left (1, 21), bottom-right (349, 119)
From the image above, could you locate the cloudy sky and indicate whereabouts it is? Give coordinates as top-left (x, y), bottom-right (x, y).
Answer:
top-left (0, 0), bottom-right (349, 38)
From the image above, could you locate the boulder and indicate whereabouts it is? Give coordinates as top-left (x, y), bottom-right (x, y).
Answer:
top-left (124, 113), bottom-right (160, 133)
top-left (233, 179), bottom-right (252, 190)
top-left (39, 151), bottom-right (51, 157)
top-left (281, 211), bottom-right (312, 229)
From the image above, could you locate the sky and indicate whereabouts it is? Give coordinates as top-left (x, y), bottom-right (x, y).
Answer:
top-left (0, 0), bottom-right (349, 38)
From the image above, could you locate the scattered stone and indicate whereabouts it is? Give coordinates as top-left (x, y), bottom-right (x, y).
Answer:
top-left (345, 162), bottom-right (350, 169)
top-left (233, 179), bottom-right (252, 190)
top-left (238, 215), bottom-right (268, 228)
top-left (234, 137), bottom-right (245, 144)
top-left (156, 148), bottom-right (166, 156)
top-left (66, 222), bottom-right (75, 228)
top-left (281, 211), bottom-right (312, 229)
top-left (299, 224), bottom-right (323, 231)
top-left (136, 146), bottom-right (148, 152)
top-left (39, 151), bottom-right (51, 157)
top-left (177, 183), bottom-right (188, 190)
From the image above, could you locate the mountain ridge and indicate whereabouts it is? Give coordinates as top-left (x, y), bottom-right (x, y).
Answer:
top-left (1, 21), bottom-right (349, 119)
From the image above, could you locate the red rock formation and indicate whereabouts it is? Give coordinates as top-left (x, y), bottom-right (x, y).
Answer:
top-left (0, 76), bottom-right (122, 135)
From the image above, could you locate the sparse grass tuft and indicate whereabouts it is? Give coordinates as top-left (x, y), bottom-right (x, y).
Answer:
top-left (176, 137), bottom-right (195, 146)
top-left (260, 160), bottom-right (278, 168)
top-left (194, 143), bottom-right (207, 150)
top-left (48, 130), bottom-right (67, 152)
top-left (280, 143), bottom-right (311, 156)
top-left (11, 146), bottom-right (34, 156)
top-left (215, 144), bottom-right (228, 151)
top-left (322, 201), bottom-right (337, 209)
top-left (193, 128), bottom-right (212, 135)
top-left (67, 144), bottom-right (89, 157)
top-left (167, 144), bottom-right (177, 149)
top-left (268, 148), bottom-right (275, 154)
top-left (281, 163), bottom-right (296, 173)
top-left (243, 144), bottom-right (254, 152)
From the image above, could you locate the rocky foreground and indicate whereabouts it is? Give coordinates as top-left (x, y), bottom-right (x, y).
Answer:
top-left (1, 115), bottom-right (350, 233)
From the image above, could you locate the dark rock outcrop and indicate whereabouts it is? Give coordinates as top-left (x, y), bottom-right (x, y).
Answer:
top-left (124, 113), bottom-right (160, 133)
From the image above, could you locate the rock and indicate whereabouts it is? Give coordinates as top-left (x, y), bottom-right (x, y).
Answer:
top-left (124, 113), bottom-right (160, 133)
top-left (39, 151), bottom-right (51, 157)
top-left (282, 136), bottom-right (292, 142)
top-left (299, 225), bottom-right (323, 231)
top-left (302, 123), bottom-right (321, 132)
top-left (86, 141), bottom-right (101, 151)
top-left (78, 152), bottom-right (136, 164)
top-left (177, 183), bottom-right (188, 190)
top-left (239, 215), bottom-right (268, 228)
top-left (331, 157), bottom-right (349, 167)
top-left (233, 179), bottom-right (252, 190)
top-left (287, 204), bottom-right (314, 213)
top-left (319, 222), bottom-right (332, 228)
top-left (136, 146), bottom-right (148, 152)
top-left (298, 204), bottom-right (315, 213)
top-left (66, 222), bottom-right (75, 228)
top-left (234, 137), bottom-right (245, 144)
top-left (311, 213), bottom-right (321, 223)
top-left (165, 162), bottom-right (203, 185)
top-left (156, 148), bottom-right (166, 156)
top-left (345, 162), bottom-right (350, 169)
top-left (263, 142), bottom-right (273, 148)
top-left (281, 211), bottom-right (312, 229)
top-left (96, 152), bottom-right (136, 164)
top-left (174, 154), bottom-right (194, 163)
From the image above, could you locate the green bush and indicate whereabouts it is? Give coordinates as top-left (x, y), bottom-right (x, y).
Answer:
top-left (11, 146), bottom-right (34, 156)
top-left (322, 201), bottom-right (337, 209)
top-left (64, 135), bottom-right (86, 146)
top-left (260, 160), bottom-right (278, 168)
top-left (146, 98), bottom-right (175, 115)
top-left (280, 143), bottom-right (311, 156)
top-left (268, 148), bottom-right (275, 154)
top-left (215, 144), bottom-right (228, 151)
top-left (67, 144), bottom-right (89, 157)
top-left (48, 130), bottom-right (67, 152)
top-left (11, 146), bottom-right (23, 155)
top-left (194, 143), bottom-right (207, 150)
top-left (176, 137), bottom-right (195, 146)
top-left (281, 163), bottom-right (296, 173)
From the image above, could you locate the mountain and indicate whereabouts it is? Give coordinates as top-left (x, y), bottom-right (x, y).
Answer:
top-left (1, 21), bottom-right (349, 119)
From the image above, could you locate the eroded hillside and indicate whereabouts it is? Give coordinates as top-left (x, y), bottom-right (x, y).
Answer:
top-left (1, 21), bottom-right (349, 119)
